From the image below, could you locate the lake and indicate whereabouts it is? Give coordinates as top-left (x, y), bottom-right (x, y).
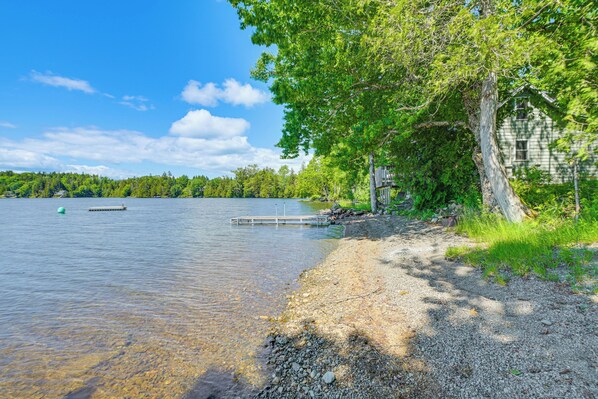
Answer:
top-left (0, 198), bottom-right (341, 398)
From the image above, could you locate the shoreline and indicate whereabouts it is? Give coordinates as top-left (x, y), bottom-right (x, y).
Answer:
top-left (255, 215), bottom-right (597, 398)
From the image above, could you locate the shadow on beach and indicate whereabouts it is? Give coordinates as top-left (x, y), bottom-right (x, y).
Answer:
top-left (181, 324), bottom-right (436, 399)
top-left (362, 216), bottom-right (598, 398)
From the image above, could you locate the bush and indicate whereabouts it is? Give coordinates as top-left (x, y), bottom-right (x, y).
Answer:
top-left (512, 166), bottom-right (597, 219)
top-left (388, 127), bottom-right (479, 210)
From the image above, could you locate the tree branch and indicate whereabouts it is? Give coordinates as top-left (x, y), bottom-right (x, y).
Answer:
top-left (519, 2), bottom-right (554, 30)
top-left (414, 121), bottom-right (467, 129)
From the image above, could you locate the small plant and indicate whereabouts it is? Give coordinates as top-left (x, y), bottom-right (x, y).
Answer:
top-left (509, 369), bottom-right (523, 377)
top-left (546, 272), bottom-right (560, 282)
top-left (338, 200), bottom-right (371, 212)
top-left (445, 246), bottom-right (471, 260)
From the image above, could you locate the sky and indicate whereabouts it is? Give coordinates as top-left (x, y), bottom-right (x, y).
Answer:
top-left (0, 0), bottom-right (307, 178)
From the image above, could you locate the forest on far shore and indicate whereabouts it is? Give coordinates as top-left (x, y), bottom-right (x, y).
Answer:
top-left (0, 158), bottom-right (372, 201)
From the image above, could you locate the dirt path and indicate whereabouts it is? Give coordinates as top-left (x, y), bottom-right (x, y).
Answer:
top-left (256, 216), bottom-right (597, 398)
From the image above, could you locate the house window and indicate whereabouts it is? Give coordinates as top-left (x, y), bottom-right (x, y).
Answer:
top-left (515, 140), bottom-right (528, 161)
top-left (515, 98), bottom-right (529, 120)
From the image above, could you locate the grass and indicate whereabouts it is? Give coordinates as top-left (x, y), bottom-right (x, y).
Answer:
top-left (338, 200), bottom-right (371, 212)
top-left (447, 211), bottom-right (598, 292)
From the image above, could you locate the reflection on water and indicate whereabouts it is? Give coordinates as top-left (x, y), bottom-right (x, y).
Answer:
top-left (0, 198), bottom-right (340, 398)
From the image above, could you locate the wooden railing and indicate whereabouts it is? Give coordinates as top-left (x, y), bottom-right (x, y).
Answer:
top-left (375, 167), bottom-right (396, 188)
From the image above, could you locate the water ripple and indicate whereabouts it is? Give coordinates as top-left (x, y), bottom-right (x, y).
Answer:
top-left (0, 198), bottom-right (339, 398)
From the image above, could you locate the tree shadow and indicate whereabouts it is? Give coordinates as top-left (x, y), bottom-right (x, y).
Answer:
top-left (181, 216), bottom-right (596, 398)
top-left (341, 216), bottom-right (436, 241)
top-left (62, 380), bottom-right (98, 399)
top-left (182, 368), bottom-right (258, 399)
top-left (180, 323), bottom-right (439, 398)
top-left (253, 327), bottom-right (436, 398)
top-left (378, 237), bottom-right (597, 399)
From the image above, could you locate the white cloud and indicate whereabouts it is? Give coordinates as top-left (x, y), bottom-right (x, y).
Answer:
top-left (0, 146), bottom-right (132, 179)
top-left (64, 164), bottom-right (133, 179)
top-left (181, 81), bottom-right (221, 107)
top-left (0, 147), bottom-right (61, 169)
top-left (0, 125), bottom-right (309, 177)
top-left (169, 109), bottom-right (250, 138)
top-left (181, 79), bottom-right (270, 107)
top-left (119, 95), bottom-right (155, 111)
top-left (123, 95), bottom-right (148, 101)
top-left (0, 121), bottom-right (16, 129)
top-left (220, 79), bottom-right (271, 106)
top-left (30, 70), bottom-right (96, 94)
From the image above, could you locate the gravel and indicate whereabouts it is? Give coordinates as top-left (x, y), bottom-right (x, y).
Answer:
top-left (252, 215), bottom-right (597, 398)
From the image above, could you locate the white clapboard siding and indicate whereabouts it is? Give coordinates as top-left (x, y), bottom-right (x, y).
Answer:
top-left (497, 106), bottom-right (597, 182)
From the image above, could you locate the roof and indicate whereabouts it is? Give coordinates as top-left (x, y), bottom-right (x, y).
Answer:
top-left (498, 84), bottom-right (557, 109)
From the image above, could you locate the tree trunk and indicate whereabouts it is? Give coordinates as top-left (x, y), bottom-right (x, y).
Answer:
top-left (369, 152), bottom-right (378, 213)
top-left (472, 148), bottom-right (498, 211)
top-left (573, 158), bottom-right (580, 223)
top-left (479, 71), bottom-right (529, 222)
top-left (463, 84), bottom-right (498, 210)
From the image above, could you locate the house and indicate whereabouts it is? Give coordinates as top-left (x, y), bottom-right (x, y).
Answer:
top-left (375, 87), bottom-right (596, 205)
top-left (53, 189), bottom-right (68, 198)
top-left (497, 86), bottom-right (597, 182)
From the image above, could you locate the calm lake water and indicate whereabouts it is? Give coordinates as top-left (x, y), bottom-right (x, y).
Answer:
top-left (0, 198), bottom-right (341, 398)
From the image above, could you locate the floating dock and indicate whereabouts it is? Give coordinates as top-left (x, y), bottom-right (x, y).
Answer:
top-left (230, 215), bottom-right (329, 226)
top-left (89, 205), bottom-right (127, 212)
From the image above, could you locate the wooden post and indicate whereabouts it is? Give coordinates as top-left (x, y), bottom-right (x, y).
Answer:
top-left (369, 152), bottom-right (378, 213)
top-left (573, 158), bottom-right (580, 223)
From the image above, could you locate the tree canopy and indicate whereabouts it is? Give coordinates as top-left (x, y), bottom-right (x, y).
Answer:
top-left (230, 0), bottom-right (596, 221)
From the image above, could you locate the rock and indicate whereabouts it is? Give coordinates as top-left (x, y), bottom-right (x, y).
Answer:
top-left (292, 362), bottom-right (301, 372)
top-left (441, 216), bottom-right (457, 227)
top-left (276, 336), bottom-right (289, 345)
top-left (278, 387), bottom-right (283, 394)
top-left (541, 319), bottom-right (553, 326)
top-left (323, 371), bottom-right (336, 384)
top-left (559, 368), bottom-right (571, 374)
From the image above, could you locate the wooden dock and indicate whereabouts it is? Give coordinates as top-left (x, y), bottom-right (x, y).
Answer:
top-left (230, 215), bottom-right (329, 226)
top-left (89, 205), bottom-right (127, 212)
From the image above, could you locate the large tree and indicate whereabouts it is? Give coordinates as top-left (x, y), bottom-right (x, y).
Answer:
top-left (230, 0), bottom-right (405, 212)
top-left (366, 0), bottom-right (543, 221)
top-left (231, 0), bottom-right (594, 221)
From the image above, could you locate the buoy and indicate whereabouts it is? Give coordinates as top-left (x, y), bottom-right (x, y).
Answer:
top-left (57, 207), bottom-right (66, 214)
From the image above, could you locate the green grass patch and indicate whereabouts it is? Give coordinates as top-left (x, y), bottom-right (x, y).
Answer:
top-left (338, 200), bottom-right (371, 212)
top-left (447, 211), bottom-right (597, 290)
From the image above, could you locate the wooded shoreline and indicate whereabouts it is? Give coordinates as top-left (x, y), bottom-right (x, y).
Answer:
top-left (0, 161), bottom-right (366, 201)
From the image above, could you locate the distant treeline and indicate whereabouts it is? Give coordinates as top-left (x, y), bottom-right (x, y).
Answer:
top-left (0, 159), bottom-right (367, 200)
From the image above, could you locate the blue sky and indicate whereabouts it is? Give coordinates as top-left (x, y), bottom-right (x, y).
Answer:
top-left (0, 0), bottom-right (306, 178)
